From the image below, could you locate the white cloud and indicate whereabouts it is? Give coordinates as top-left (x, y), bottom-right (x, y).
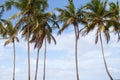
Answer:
top-left (0, 29), bottom-right (120, 80)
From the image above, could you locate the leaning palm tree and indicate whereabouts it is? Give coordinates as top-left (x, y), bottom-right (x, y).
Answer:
top-left (30, 12), bottom-right (59, 80)
top-left (3, 0), bottom-right (48, 80)
top-left (2, 20), bottom-right (19, 80)
top-left (55, 0), bottom-right (86, 80)
top-left (80, 0), bottom-right (114, 80)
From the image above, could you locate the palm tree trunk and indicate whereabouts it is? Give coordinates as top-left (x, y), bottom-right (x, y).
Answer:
top-left (99, 33), bottom-right (113, 80)
top-left (27, 27), bottom-right (31, 80)
top-left (75, 37), bottom-right (79, 80)
top-left (13, 40), bottom-right (16, 80)
top-left (74, 26), bottom-right (79, 80)
top-left (34, 49), bottom-right (40, 80)
top-left (43, 37), bottom-right (46, 80)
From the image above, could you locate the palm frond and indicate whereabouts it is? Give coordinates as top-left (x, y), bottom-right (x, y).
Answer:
top-left (58, 17), bottom-right (73, 34)
top-left (7, 11), bottom-right (21, 21)
top-left (15, 37), bottom-right (19, 42)
top-left (50, 34), bottom-right (56, 44)
top-left (4, 0), bottom-right (14, 10)
top-left (95, 30), bottom-right (99, 44)
top-left (4, 39), bottom-right (12, 46)
top-left (0, 22), bottom-right (6, 33)
top-left (104, 30), bottom-right (110, 43)
top-left (0, 5), bottom-right (4, 17)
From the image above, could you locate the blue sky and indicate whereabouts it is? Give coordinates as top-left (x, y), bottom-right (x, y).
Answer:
top-left (0, 0), bottom-right (120, 80)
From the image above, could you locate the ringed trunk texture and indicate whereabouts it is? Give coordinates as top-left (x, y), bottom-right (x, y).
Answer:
top-left (34, 49), bottom-right (40, 80)
top-left (100, 33), bottom-right (113, 80)
top-left (27, 27), bottom-right (31, 80)
top-left (13, 40), bottom-right (16, 80)
top-left (75, 37), bottom-right (79, 80)
top-left (43, 38), bottom-right (47, 80)
top-left (74, 25), bottom-right (79, 80)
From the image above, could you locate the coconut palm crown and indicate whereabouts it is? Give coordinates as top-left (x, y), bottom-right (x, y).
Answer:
top-left (107, 1), bottom-right (120, 41)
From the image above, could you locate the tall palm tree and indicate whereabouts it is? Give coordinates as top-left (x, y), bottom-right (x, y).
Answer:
top-left (80, 0), bottom-right (114, 80)
top-left (2, 20), bottom-right (19, 80)
top-left (42, 19), bottom-right (58, 80)
top-left (55, 0), bottom-right (86, 80)
top-left (30, 12), bottom-right (59, 80)
top-left (3, 0), bottom-right (48, 80)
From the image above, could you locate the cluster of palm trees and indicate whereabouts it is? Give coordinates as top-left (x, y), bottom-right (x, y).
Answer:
top-left (0, 0), bottom-right (120, 80)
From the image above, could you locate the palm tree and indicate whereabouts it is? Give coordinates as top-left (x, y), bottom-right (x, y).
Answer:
top-left (2, 20), bottom-right (19, 80)
top-left (30, 12), bottom-right (59, 80)
top-left (42, 18), bottom-right (58, 80)
top-left (55, 0), bottom-right (86, 80)
top-left (80, 0), bottom-right (114, 80)
top-left (3, 0), bottom-right (48, 80)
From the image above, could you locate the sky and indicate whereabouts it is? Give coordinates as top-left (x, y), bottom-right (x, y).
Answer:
top-left (0, 0), bottom-right (120, 80)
